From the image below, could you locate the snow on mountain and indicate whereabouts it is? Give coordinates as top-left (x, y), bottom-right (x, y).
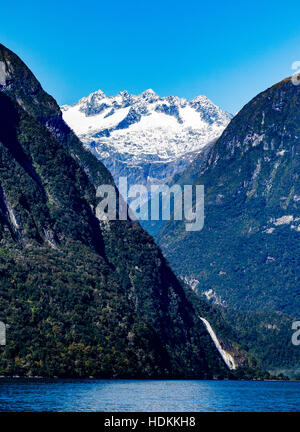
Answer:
top-left (61, 89), bottom-right (232, 187)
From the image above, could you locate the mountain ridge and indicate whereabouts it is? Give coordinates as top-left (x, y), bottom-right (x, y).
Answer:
top-left (61, 88), bottom-right (232, 188)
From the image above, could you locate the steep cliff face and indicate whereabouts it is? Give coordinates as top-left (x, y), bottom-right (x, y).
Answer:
top-left (156, 78), bottom-right (300, 373)
top-left (0, 43), bottom-right (245, 378)
top-left (158, 77), bottom-right (300, 315)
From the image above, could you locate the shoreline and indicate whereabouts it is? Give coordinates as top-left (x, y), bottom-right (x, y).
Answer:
top-left (0, 376), bottom-right (297, 382)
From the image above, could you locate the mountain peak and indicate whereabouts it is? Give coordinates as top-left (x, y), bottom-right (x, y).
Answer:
top-left (118, 90), bottom-right (129, 97)
top-left (141, 88), bottom-right (156, 95)
top-left (91, 89), bottom-right (106, 98)
top-left (140, 88), bottom-right (158, 101)
top-left (0, 43), bottom-right (61, 121)
top-left (191, 95), bottom-right (210, 103)
top-left (85, 89), bottom-right (106, 103)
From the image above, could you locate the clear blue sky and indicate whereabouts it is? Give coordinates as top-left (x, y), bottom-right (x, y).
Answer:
top-left (1, 0), bottom-right (300, 113)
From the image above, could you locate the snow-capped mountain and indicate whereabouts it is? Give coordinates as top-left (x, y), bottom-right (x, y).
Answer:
top-left (61, 89), bottom-right (232, 187)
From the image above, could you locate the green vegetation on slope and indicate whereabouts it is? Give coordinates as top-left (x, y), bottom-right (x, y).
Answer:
top-left (156, 78), bottom-right (300, 373)
top-left (0, 43), bottom-right (259, 379)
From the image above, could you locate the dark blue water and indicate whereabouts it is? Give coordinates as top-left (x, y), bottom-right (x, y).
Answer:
top-left (0, 379), bottom-right (299, 412)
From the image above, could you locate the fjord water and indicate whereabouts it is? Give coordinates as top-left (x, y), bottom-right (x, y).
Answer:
top-left (0, 380), bottom-right (299, 412)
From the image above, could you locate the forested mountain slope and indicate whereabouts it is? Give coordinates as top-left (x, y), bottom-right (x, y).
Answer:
top-left (156, 77), bottom-right (300, 374)
top-left (0, 43), bottom-right (255, 379)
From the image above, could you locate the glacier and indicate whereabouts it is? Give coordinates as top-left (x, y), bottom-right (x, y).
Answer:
top-left (62, 89), bottom-right (232, 189)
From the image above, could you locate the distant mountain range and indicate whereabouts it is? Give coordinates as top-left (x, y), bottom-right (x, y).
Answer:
top-left (62, 89), bottom-right (232, 188)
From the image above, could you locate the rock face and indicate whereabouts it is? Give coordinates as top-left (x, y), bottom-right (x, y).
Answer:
top-left (0, 43), bottom-right (245, 379)
top-left (155, 77), bottom-right (300, 373)
top-left (61, 89), bottom-right (232, 188)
